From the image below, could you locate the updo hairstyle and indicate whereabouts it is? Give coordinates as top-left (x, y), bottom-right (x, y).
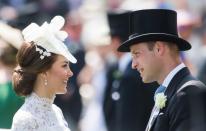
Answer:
top-left (12, 42), bottom-right (57, 96)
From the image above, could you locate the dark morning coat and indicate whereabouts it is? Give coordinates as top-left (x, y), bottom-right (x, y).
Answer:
top-left (150, 67), bottom-right (206, 131)
top-left (103, 61), bottom-right (158, 131)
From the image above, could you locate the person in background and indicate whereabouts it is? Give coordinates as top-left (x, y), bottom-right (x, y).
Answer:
top-left (76, 8), bottom-right (112, 131)
top-left (0, 0), bottom-right (70, 30)
top-left (117, 9), bottom-right (206, 131)
top-left (0, 22), bottom-right (24, 129)
top-left (103, 10), bottom-right (157, 131)
top-left (11, 15), bottom-right (77, 131)
top-left (177, 9), bottom-right (202, 76)
top-left (197, 13), bottom-right (206, 85)
top-left (54, 10), bottom-right (85, 131)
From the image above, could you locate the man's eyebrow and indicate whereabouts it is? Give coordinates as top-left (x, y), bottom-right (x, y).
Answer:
top-left (131, 50), bottom-right (138, 54)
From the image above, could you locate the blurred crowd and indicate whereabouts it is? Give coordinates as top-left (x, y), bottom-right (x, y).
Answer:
top-left (0, 0), bottom-right (206, 131)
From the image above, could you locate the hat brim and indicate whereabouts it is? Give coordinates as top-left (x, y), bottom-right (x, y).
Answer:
top-left (117, 33), bottom-right (191, 52)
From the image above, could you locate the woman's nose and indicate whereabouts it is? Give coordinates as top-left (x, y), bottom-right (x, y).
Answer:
top-left (67, 69), bottom-right (73, 77)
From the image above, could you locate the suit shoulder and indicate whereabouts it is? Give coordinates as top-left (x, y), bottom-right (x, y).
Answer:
top-left (178, 79), bottom-right (206, 95)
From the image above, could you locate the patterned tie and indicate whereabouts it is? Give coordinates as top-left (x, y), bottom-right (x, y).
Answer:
top-left (154, 85), bottom-right (166, 101)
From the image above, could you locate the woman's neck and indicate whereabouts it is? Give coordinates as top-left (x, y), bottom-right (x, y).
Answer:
top-left (33, 76), bottom-right (55, 100)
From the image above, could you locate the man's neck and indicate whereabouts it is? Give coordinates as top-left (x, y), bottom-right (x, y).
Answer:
top-left (158, 58), bottom-right (182, 84)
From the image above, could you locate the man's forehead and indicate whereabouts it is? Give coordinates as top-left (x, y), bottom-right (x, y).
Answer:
top-left (130, 42), bottom-right (147, 52)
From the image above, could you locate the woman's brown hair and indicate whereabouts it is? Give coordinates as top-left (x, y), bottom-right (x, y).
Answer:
top-left (12, 42), bottom-right (57, 96)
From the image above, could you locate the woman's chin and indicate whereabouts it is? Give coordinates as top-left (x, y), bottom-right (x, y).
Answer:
top-left (56, 88), bottom-right (67, 94)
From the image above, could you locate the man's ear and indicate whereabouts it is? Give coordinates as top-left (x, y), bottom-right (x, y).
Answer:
top-left (155, 41), bottom-right (165, 55)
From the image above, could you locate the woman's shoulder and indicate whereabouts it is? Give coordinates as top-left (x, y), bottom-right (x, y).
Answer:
top-left (51, 104), bottom-right (70, 131)
top-left (11, 108), bottom-right (38, 131)
top-left (52, 104), bottom-right (64, 115)
top-left (13, 106), bottom-right (33, 119)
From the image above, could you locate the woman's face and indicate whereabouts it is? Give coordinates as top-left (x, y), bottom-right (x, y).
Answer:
top-left (46, 55), bottom-right (73, 94)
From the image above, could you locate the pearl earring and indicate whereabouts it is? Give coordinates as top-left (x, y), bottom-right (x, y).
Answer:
top-left (44, 79), bottom-right (48, 86)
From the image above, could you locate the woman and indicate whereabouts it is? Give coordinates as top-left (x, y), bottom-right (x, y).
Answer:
top-left (11, 16), bottom-right (77, 131)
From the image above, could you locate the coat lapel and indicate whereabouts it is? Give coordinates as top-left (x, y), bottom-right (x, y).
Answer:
top-left (164, 67), bottom-right (191, 100)
top-left (146, 106), bottom-right (160, 131)
top-left (146, 67), bottom-right (191, 131)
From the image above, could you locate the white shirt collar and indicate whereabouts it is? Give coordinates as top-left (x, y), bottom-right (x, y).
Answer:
top-left (162, 63), bottom-right (186, 88)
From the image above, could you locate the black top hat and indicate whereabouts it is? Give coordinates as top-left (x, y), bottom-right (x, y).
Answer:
top-left (117, 9), bottom-right (191, 52)
top-left (108, 11), bottom-right (130, 42)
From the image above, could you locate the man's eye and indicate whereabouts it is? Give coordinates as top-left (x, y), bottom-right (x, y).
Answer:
top-left (132, 52), bottom-right (140, 58)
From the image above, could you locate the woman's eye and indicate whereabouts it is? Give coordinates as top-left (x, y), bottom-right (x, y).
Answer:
top-left (63, 64), bottom-right (69, 68)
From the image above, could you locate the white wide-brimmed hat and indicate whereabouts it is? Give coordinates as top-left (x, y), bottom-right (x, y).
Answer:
top-left (22, 16), bottom-right (77, 63)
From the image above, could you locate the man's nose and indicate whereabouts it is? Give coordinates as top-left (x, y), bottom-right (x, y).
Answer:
top-left (132, 59), bottom-right (138, 69)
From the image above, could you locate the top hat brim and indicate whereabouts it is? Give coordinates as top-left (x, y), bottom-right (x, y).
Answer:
top-left (117, 33), bottom-right (191, 52)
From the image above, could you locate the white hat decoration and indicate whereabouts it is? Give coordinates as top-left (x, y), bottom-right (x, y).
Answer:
top-left (0, 21), bottom-right (23, 49)
top-left (22, 16), bottom-right (77, 63)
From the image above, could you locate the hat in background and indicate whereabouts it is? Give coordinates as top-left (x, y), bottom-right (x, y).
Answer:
top-left (107, 10), bottom-right (130, 42)
top-left (177, 9), bottom-right (200, 27)
top-left (118, 9), bottom-right (191, 52)
top-left (119, 0), bottom-right (157, 11)
top-left (81, 15), bottom-right (111, 48)
top-left (80, 0), bottom-right (111, 48)
top-left (0, 21), bottom-right (23, 49)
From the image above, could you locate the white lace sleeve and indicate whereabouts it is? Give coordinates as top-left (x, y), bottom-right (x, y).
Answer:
top-left (11, 111), bottom-right (40, 131)
top-left (52, 104), bottom-right (70, 130)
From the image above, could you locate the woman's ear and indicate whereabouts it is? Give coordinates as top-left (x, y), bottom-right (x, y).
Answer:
top-left (40, 72), bottom-right (47, 78)
top-left (39, 72), bottom-right (48, 87)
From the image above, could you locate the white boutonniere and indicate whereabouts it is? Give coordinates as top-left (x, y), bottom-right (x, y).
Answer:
top-left (155, 93), bottom-right (167, 109)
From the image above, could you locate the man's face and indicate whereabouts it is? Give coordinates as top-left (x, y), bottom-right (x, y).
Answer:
top-left (130, 42), bottom-right (161, 83)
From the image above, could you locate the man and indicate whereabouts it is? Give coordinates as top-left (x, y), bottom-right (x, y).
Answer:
top-left (117, 9), bottom-right (206, 131)
top-left (103, 11), bottom-right (157, 131)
